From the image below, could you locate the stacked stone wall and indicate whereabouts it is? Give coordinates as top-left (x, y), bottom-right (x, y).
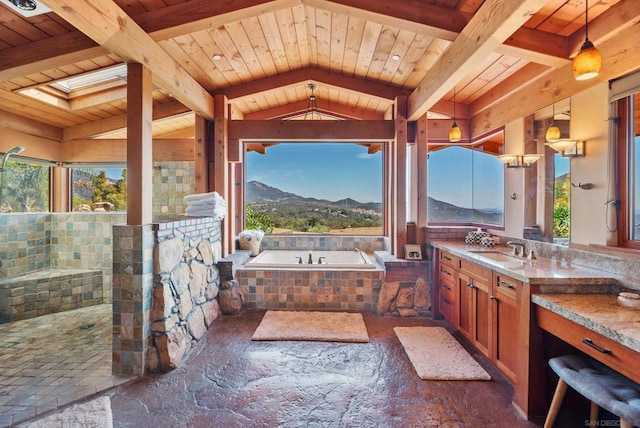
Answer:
top-left (147, 218), bottom-right (222, 372)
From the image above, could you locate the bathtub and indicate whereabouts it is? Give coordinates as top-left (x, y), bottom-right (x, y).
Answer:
top-left (244, 250), bottom-right (376, 269)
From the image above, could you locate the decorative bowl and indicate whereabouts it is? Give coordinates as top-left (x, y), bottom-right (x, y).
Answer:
top-left (618, 292), bottom-right (640, 309)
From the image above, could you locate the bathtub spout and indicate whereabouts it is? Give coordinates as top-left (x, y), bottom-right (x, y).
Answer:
top-left (354, 248), bottom-right (368, 263)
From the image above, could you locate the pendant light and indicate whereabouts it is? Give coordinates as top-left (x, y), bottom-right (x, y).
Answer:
top-left (573, 0), bottom-right (601, 81)
top-left (545, 102), bottom-right (561, 142)
top-left (449, 87), bottom-right (461, 142)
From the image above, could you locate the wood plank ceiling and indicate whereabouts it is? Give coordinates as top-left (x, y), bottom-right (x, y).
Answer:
top-left (0, 0), bottom-right (632, 140)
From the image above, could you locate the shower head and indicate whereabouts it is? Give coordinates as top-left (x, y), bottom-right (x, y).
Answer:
top-left (0, 146), bottom-right (25, 171)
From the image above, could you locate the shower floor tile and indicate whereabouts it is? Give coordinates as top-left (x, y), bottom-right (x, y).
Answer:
top-left (0, 304), bottom-right (131, 427)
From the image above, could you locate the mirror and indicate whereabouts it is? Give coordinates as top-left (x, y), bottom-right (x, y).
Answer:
top-left (532, 98), bottom-right (571, 245)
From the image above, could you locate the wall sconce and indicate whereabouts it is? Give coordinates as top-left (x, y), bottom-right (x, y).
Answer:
top-left (545, 140), bottom-right (585, 157)
top-left (497, 154), bottom-right (543, 168)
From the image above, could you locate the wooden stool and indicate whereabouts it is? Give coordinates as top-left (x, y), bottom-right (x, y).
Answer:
top-left (544, 355), bottom-right (640, 428)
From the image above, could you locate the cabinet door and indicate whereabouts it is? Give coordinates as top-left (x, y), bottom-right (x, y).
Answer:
top-left (458, 271), bottom-right (473, 340)
top-left (472, 276), bottom-right (491, 359)
top-left (492, 274), bottom-right (521, 383)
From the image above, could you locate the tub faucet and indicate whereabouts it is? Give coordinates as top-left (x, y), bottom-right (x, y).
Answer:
top-left (308, 252), bottom-right (313, 264)
top-left (318, 257), bottom-right (325, 264)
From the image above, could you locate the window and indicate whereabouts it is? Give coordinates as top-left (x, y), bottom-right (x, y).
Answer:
top-left (69, 166), bottom-right (127, 212)
top-left (427, 146), bottom-right (504, 227)
top-left (0, 158), bottom-right (50, 213)
top-left (244, 143), bottom-right (383, 234)
top-left (612, 72), bottom-right (640, 249)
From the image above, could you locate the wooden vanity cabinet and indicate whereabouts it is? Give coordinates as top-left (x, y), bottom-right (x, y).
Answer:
top-left (438, 251), bottom-right (460, 328)
top-left (491, 273), bottom-right (522, 384)
top-left (435, 249), bottom-right (526, 386)
top-left (458, 260), bottom-right (492, 359)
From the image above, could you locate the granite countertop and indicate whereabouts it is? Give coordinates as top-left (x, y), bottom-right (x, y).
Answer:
top-left (431, 241), bottom-right (618, 291)
top-left (532, 293), bottom-right (640, 353)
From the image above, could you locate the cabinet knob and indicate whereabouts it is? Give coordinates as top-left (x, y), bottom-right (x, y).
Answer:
top-left (490, 295), bottom-right (497, 301)
top-left (467, 283), bottom-right (474, 289)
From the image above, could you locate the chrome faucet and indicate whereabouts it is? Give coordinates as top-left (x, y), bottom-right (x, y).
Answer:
top-left (506, 241), bottom-right (525, 257)
top-left (308, 252), bottom-right (313, 264)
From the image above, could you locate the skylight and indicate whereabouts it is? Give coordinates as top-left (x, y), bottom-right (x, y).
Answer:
top-left (51, 64), bottom-right (127, 94)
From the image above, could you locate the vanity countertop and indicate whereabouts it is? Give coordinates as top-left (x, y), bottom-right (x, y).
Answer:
top-left (431, 241), bottom-right (619, 292)
top-left (532, 293), bottom-right (640, 354)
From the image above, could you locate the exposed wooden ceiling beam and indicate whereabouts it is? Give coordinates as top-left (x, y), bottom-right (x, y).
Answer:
top-left (40, 0), bottom-right (214, 120)
top-left (69, 87), bottom-right (128, 110)
top-left (63, 100), bottom-right (189, 141)
top-left (309, 0), bottom-right (569, 67)
top-left (229, 120), bottom-right (394, 141)
top-left (407, 0), bottom-right (548, 121)
top-left (220, 68), bottom-right (409, 102)
top-left (242, 99), bottom-right (386, 120)
top-left (0, 109), bottom-right (62, 141)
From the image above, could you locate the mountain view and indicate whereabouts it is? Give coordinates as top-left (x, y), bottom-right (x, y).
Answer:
top-left (246, 180), bottom-right (503, 234)
top-left (246, 181), bottom-right (382, 233)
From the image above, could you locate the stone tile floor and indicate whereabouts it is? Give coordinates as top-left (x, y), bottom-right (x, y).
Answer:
top-left (0, 304), bottom-right (131, 427)
top-left (6, 308), bottom-right (601, 427)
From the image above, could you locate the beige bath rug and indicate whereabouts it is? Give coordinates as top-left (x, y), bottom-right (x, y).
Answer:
top-left (20, 396), bottom-right (112, 428)
top-left (394, 326), bottom-right (491, 381)
top-left (252, 311), bottom-right (369, 343)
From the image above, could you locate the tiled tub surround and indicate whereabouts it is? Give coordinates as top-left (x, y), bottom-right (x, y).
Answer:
top-left (237, 263), bottom-right (385, 311)
top-left (260, 235), bottom-right (388, 254)
top-left (0, 268), bottom-right (103, 323)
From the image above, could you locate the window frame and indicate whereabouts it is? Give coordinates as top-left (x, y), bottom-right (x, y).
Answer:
top-left (616, 95), bottom-right (640, 250)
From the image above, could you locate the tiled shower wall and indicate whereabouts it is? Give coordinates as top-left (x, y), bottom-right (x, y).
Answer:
top-left (0, 161), bottom-right (196, 283)
top-left (152, 161), bottom-right (195, 219)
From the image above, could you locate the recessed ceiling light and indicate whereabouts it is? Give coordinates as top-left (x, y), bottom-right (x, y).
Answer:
top-left (391, 54), bottom-right (401, 61)
top-left (10, 0), bottom-right (35, 10)
top-left (1, 0), bottom-right (50, 16)
top-left (212, 54), bottom-right (222, 61)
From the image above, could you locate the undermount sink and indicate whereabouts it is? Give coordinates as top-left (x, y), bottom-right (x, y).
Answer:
top-left (469, 251), bottom-right (523, 263)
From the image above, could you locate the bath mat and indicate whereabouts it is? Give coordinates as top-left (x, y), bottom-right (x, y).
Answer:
top-left (252, 311), bottom-right (369, 343)
top-left (20, 396), bottom-right (112, 427)
top-left (394, 326), bottom-right (491, 381)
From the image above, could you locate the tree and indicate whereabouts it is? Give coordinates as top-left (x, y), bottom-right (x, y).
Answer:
top-left (1, 162), bottom-right (49, 212)
top-left (553, 174), bottom-right (570, 238)
top-left (245, 204), bottom-right (274, 233)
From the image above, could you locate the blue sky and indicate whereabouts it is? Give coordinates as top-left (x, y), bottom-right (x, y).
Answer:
top-left (246, 143), bottom-right (382, 203)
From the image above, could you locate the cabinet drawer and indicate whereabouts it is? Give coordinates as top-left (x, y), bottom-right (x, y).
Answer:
top-left (440, 280), bottom-right (456, 301)
top-left (439, 263), bottom-right (457, 282)
top-left (460, 259), bottom-right (492, 282)
top-left (439, 251), bottom-right (460, 268)
top-left (440, 293), bottom-right (456, 325)
top-left (536, 305), bottom-right (640, 384)
top-left (495, 274), bottom-right (522, 301)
